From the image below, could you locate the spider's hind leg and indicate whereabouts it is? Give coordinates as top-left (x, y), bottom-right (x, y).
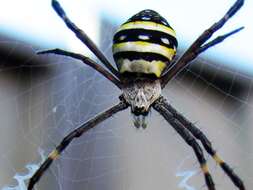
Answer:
top-left (161, 0), bottom-right (244, 87)
top-left (162, 101), bottom-right (245, 190)
top-left (51, 0), bottom-right (120, 78)
top-left (37, 48), bottom-right (122, 89)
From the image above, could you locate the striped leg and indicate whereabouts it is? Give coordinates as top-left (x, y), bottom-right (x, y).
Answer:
top-left (153, 98), bottom-right (215, 190)
top-left (161, 100), bottom-right (245, 190)
top-left (37, 49), bottom-right (122, 89)
top-left (28, 101), bottom-right (128, 190)
top-left (51, 0), bottom-right (120, 77)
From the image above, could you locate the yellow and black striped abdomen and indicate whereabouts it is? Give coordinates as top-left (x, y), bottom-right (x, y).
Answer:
top-left (112, 9), bottom-right (177, 77)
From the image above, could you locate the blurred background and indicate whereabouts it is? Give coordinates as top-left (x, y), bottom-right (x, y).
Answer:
top-left (0, 0), bottom-right (252, 190)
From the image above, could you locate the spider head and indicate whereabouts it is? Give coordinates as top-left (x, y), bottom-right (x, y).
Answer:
top-left (122, 79), bottom-right (161, 116)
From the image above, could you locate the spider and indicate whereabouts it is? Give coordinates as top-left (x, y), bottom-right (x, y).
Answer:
top-left (28, 0), bottom-right (245, 189)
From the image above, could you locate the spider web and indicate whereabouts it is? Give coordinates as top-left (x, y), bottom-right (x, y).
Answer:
top-left (1, 8), bottom-right (253, 190)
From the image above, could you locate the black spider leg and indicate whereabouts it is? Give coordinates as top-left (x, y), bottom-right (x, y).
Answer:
top-left (51, 0), bottom-right (120, 78)
top-left (153, 97), bottom-right (215, 190)
top-left (161, 99), bottom-right (245, 190)
top-left (161, 0), bottom-right (244, 88)
top-left (38, 49), bottom-right (122, 89)
top-left (28, 100), bottom-right (128, 190)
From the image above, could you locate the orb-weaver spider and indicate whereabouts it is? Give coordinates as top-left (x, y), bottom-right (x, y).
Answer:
top-left (28, 0), bottom-right (245, 189)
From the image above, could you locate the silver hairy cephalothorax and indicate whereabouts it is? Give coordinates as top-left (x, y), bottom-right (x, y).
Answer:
top-left (123, 79), bottom-right (161, 114)
top-left (122, 79), bottom-right (161, 128)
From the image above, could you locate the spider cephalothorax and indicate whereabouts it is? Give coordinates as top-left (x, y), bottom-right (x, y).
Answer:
top-left (122, 78), bottom-right (161, 115)
top-left (122, 78), bottom-right (161, 128)
top-left (29, 1), bottom-right (245, 190)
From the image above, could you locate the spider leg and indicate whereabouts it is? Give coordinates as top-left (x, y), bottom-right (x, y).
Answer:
top-left (38, 48), bottom-right (122, 89)
top-left (153, 97), bottom-right (215, 190)
top-left (28, 100), bottom-right (128, 190)
top-left (161, 0), bottom-right (244, 88)
top-left (197, 26), bottom-right (244, 54)
top-left (160, 98), bottom-right (245, 190)
top-left (51, 0), bottom-right (120, 78)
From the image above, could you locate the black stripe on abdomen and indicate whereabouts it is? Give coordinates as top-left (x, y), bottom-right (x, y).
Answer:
top-left (113, 28), bottom-right (178, 48)
top-left (124, 9), bottom-right (172, 28)
top-left (113, 51), bottom-right (173, 64)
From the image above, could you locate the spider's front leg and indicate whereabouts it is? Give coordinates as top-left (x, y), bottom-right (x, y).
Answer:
top-left (153, 97), bottom-right (215, 190)
top-left (28, 100), bottom-right (128, 190)
top-left (161, 99), bottom-right (245, 190)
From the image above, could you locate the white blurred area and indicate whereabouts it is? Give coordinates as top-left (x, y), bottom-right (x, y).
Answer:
top-left (0, 1), bottom-right (253, 190)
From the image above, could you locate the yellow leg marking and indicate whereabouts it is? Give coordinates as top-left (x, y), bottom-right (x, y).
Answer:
top-left (49, 149), bottom-right (60, 160)
top-left (213, 154), bottom-right (224, 164)
top-left (201, 164), bottom-right (209, 174)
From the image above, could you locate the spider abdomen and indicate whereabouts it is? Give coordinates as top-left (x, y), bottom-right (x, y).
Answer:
top-left (112, 9), bottom-right (177, 77)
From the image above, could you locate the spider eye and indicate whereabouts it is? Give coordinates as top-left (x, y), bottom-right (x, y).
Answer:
top-left (112, 9), bottom-right (178, 78)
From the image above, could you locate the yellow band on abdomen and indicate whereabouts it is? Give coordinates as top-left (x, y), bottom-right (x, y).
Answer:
top-left (117, 21), bottom-right (176, 38)
top-left (113, 41), bottom-right (175, 61)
